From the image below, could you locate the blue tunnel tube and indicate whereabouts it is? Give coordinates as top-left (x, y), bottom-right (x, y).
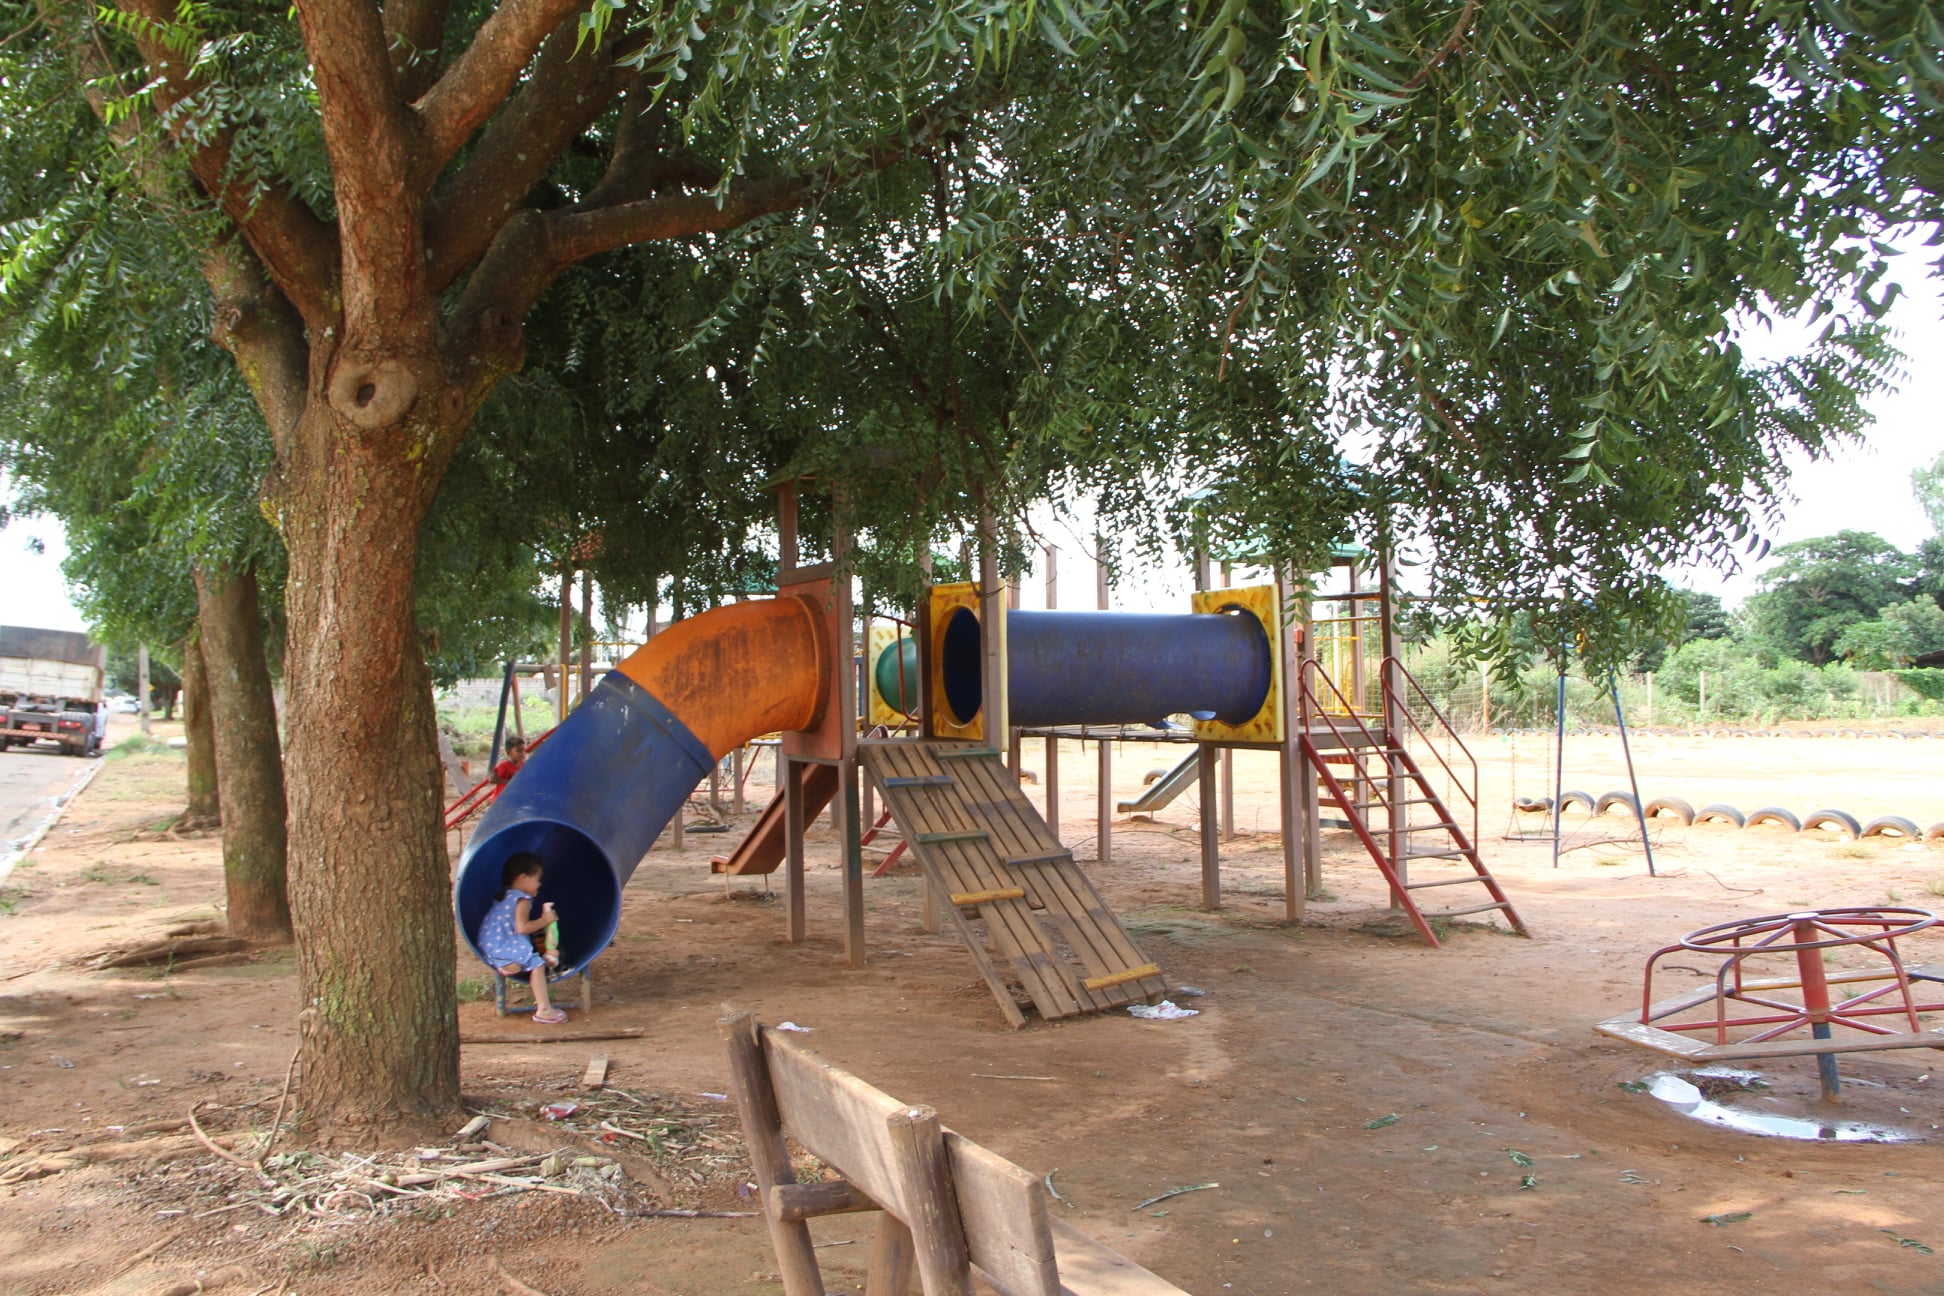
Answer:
top-left (940, 607), bottom-right (1272, 729)
top-left (455, 598), bottom-right (827, 979)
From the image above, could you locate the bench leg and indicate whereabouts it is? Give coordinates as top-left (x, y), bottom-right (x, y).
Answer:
top-left (865, 1215), bottom-right (918, 1296)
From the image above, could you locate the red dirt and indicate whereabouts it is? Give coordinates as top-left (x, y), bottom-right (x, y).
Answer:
top-left (3, 724), bottom-right (1943, 1295)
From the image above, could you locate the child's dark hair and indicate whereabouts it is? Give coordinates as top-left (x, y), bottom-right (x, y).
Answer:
top-left (501, 852), bottom-right (544, 889)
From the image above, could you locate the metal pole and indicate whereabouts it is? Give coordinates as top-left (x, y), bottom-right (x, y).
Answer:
top-left (136, 644), bottom-right (151, 735)
top-left (557, 567), bottom-right (572, 722)
top-left (1095, 538), bottom-right (1111, 865)
top-left (1610, 670), bottom-right (1657, 878)
top-left (1551, 666), bottom-right (1567, 870)
top-left (1790, 913), bottom-right (1843, 1102)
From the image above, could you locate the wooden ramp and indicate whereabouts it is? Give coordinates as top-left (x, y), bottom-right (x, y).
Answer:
top-left (862, 740), bottom-right (1166, 1028)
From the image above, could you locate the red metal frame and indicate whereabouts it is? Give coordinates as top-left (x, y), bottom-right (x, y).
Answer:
top-left (443, 725), bottom-right (557, 832)
top-left (1380, 655), bottom-right (1479, 849)
top-left (1638, 908), bottom-right (1944, 1046)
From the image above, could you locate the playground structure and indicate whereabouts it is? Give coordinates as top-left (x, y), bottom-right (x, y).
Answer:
top-left (1597, 907), bottom-right (1944, 1103)
top-left (454, 482), bottom-right (1526, 1026)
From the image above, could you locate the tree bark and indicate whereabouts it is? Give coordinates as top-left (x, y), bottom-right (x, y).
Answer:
top-left (194, 563), bottom-right (293, 943)
top-left (179, 632), bottom-right (221, 830)
top-left (279, 383), bottom-right (461, 1138)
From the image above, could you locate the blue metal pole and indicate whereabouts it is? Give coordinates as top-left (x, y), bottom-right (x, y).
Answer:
top-left (1551, 666), bottom-right (1567, 870)
top-left (1609, 669), bottom-right (1657, 878)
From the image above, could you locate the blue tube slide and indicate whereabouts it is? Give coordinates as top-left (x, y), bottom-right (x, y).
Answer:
top-left (939, 607), bottom-right (1272, 728)
top-left (454, 598), bottom-right (826, 978)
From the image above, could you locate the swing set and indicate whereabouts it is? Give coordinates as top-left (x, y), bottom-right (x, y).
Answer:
top-left (1504, 661), bottom-right (1659, 876)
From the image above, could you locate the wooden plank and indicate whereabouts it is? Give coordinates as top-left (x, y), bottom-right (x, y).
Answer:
top-left (945, 1131), bottom-right (1059, 1296)
top-left (885, 1105), bottom-right (975, 1296)
top-left (875, 745), bottom-right (1075, 1020)
top-left (581, 1055), bottom-right (609, 1089)
top-left (1082, 963), bottom-right (1162, 992)
top-left (864, 748), bottom-right (1028, 1029)
top-left (935, 746), bottom-right (1002, 759)
top-left (1004, 850), bottom-right (1072, 868)
top-left (866, 1216), bottom-right (919, 1296)
top-left (719, 1015), bottom-right (825, 1296)
top-left (918, 830), bottom-right (992, 845)
top-left (947, 758), bottom-right (1117, 995)
top-left (1051, 1219), bottom-right (1188, 1296)
top-left (761, 1027), bottom-right (912, 1218)
top-left (770, 1180), bottom-right (881, 1222)
top-left (952, 888), bottom-right (1027, 906)
top-left (949, 752), bottom-right (1160, 1008)
top-left (885, 775), bottom-right (956, 788)
top-left (1596, 1015), bottom-right (1944, 1060)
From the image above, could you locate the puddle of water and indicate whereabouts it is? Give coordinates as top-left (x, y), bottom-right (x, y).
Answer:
top-left (1644, 1073), bottom-right (1914, 1142)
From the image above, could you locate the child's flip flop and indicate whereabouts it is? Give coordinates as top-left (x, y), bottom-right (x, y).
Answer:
top-left (532, 1008), bottom-right (568, 1025)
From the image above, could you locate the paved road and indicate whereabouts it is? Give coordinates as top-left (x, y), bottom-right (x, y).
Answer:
top-left (0, 743), bottom-right (94, 880)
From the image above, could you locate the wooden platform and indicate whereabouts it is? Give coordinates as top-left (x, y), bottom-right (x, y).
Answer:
top-left (862, 739), bottom-right (1166, 1027)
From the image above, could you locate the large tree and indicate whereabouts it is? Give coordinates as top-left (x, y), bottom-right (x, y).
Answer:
top-left (3, 0), bottom-right (1939, 1135)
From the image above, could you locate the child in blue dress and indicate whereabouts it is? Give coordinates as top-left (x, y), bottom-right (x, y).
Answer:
top-left (479, 852), bottom-right (567, 1024)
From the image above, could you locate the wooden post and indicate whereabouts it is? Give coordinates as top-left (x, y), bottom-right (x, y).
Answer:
top-left (1480, 663), bottom-right (1492, 734)
top-left (557, 566), bottom-right (573, 722)
top-left (1645, 671), bottom-right (1654, 730)
top-left (579, 567), bottom-right (594, 703)
top-left (843, 755), bottom-right (866, 968)
top-left (1094, 538), bottom-right (1111, 865)
top-left (136, 644), bottom-right (151, 735)
top-left (719, 1016), bottom-right (825, 1296)
top-left (1220, 747), bottom-right (1236, 842)
top-left (732, 746), bottom-right (746, 814)
top-left (785, 761), bottom-right (807, 943)
top-left (778, 482), bottom-right (800, 573)
top-left (884, 1105), bottom-right (974, 1296)
top-left (977, 501), bottom-right (1008, 764)
top-left (1096, 740), bottom-right (1112, 865)
top-left (1044, 736), bottom-right (1060, 840)
top-left (1198, 744), bottom-right (1220, 910)
top-left (1379, 555), bottom-right (1404, 906)
top-left (1044, 542), bottom-right (1057, 608)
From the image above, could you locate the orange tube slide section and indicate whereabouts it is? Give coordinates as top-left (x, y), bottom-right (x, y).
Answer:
top-left (613, 597), bottom-right (830, 757)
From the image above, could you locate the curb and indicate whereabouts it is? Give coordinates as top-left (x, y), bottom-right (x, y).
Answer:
top-left (0, 753), bottom-right (110, 885)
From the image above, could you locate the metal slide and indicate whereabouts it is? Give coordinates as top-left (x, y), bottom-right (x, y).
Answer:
top-left (454, 598), bottom-right (831, 977)
top-left (1114, 752), bottom-right (1200, 816)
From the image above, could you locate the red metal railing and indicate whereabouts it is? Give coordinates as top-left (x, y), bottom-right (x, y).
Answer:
top-left (1380, 655), bottom-right (1479, 849)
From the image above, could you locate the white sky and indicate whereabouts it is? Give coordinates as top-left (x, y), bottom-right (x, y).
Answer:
top-left (6, 255), bottom-right (1940, 633)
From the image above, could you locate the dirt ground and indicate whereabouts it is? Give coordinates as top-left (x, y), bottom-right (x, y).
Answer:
top-left (4, 719), bottom-right (1944, 1296)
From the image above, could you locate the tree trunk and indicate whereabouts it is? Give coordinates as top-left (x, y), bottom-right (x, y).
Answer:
top-left (179, 632), bottom-right (221, 830)
top-left (194, 563), bottom-right (293, 943)
top-left (280, 393), bottom-right (460, 1138)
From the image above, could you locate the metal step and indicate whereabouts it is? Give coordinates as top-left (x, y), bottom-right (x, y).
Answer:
top-left (1429, 901), bottom-right (1516, 919)
top-left (1404, 875), bottom-right (1489, 891)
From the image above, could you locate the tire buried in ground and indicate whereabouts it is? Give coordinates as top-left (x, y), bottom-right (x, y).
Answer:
top-left (1861, 815), bottom-right (1922, 840)
top-left (1644, 796), bottom-right (1696, 826)
top-left (1745, 806), bottom-right (1802, 832)
top-left (1802, 808), bottom-right (1862, 839)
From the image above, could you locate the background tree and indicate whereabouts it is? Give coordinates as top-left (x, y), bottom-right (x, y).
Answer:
top-left (1742, 532), bottom-right (1917, 665)
top-left (1, 0), bottom-right (1938, 1135)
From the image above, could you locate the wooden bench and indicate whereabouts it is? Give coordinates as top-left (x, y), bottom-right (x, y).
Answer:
top-left (721, 1013), bottom-right (1188, 1295)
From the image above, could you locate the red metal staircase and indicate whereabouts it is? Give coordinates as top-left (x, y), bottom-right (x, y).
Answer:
top-left (1297, 657), bottom-right (1527, 947)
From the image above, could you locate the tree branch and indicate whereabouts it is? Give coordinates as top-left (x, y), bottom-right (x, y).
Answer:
top-left (202, 238), bottom-right (310, 462)
top-left (410, 0), bottom-right (590, 185)
top-left (577, 74), bottom-right (722, 211)
top-left (293, 0), bottom-right (424, 342)
top-left (423, 22), bottom-right (637, 294)
top-left (1402, 0), bottom-right (1481, 91)
top-left (385, 0), bottom-right (452, 102)
top-left (114, 0), bottom-right (340, 326)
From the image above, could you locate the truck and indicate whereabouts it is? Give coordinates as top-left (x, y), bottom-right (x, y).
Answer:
top-left (0, 625), bottom-right (109, 757)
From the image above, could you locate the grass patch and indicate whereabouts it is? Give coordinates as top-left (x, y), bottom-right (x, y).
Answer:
top-left (1927, 878), bottom-right (1944, 899)
top-left (455, 975), bottom-right (495, 1002)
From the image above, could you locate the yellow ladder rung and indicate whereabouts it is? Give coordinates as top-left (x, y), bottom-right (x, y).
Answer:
top-left (951, 887), bottom-right (1025, 906)
top-left (1082, 963), bottom-right (1162, 992)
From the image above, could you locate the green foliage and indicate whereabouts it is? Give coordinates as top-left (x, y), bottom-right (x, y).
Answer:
top-left (1915, 450), bottom-right (1944, 535)
top-left (1894, 668), bottom-right (1944, 702)
top-left (1742, 532), bottom-right (1916, 665)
